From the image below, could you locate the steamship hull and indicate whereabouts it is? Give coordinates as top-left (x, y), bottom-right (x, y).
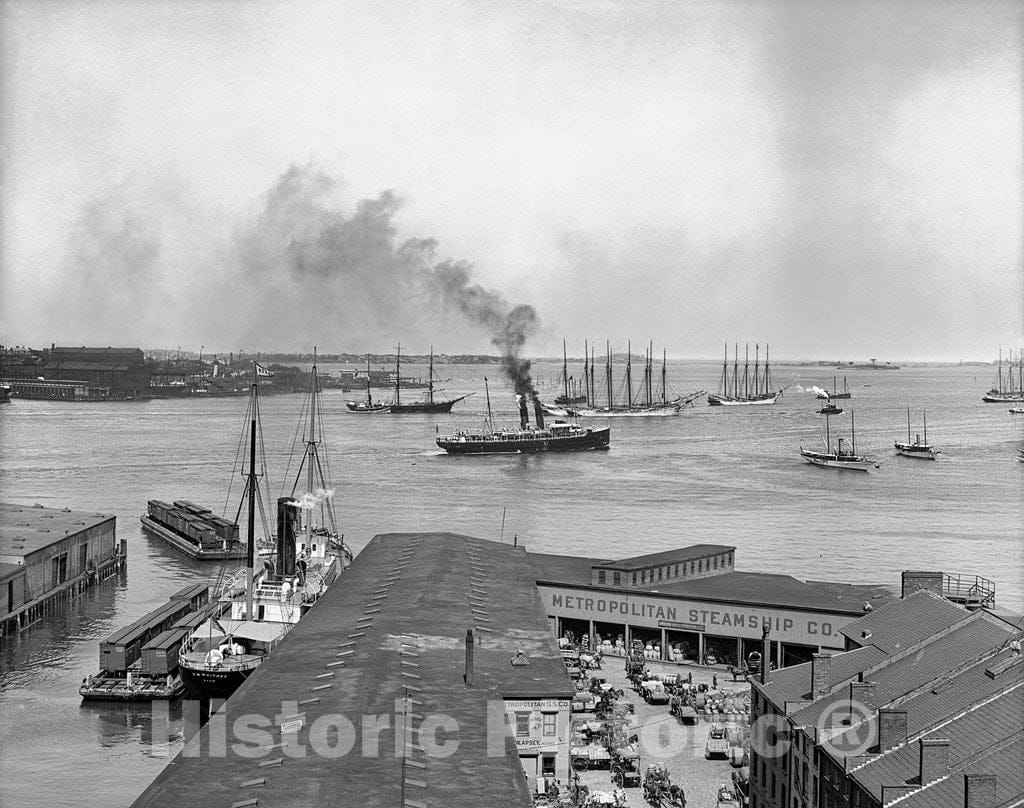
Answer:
top-left (179, 657), bottom-right (261, 699)
top-left (437, 426), bottom-right (611, 454)
top-left (707, 393), bottom-right (777, 406)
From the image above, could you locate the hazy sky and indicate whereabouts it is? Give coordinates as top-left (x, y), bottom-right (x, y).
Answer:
top-left (1, 0), bottom-right (1021, 360)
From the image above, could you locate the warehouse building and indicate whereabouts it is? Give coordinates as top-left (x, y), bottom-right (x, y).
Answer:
top-left (748, 571), bottom-right (1023, 808)
top-left (1, 503), bottom-right (121, 634)
top-left (132, 533), bottom-right (575, 808)
top-left (529, 545), bottom-right (894, 669)
top-left (44, 346), bottom-right (150, 396)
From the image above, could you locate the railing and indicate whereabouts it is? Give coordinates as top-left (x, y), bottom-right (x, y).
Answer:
top-left (943, 573), bottom-right (996, 608)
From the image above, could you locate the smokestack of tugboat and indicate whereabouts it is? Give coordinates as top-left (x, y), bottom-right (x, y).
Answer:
top-left (517, 394), bottom-right (529, 430)
top-left (276, 497), bottom-right (298, 577)
top-left (532, 394), bottom-right (545, 429)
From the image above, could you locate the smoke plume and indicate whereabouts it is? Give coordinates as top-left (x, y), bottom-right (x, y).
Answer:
top-left (235, 164), bottom-right (538, 389)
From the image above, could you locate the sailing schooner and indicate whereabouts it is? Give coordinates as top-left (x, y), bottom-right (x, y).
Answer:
top-left (708, 342), bottom-right (783, 406)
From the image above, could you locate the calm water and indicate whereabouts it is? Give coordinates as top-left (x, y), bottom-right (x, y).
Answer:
top-left (1, 361), bottom-right (1021, 807)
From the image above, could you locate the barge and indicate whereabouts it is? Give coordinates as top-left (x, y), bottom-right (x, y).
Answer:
top-left (80, 583), bottom-right (216, 702)
top-left (140, 500), bottom-right (244, 560)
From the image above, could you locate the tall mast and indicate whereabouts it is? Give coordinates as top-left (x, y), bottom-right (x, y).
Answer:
top-left (395, 343), bottom-right (401, 405)
top-left (562, 339), bottom-right (569, 403)
top-left (825, 408), bottom-right (831, 451)
top-left (745, 344), bottom-right (753, 399)
top-left (428, 346), bottom-right (435, 405)
top-left (661, 348), bottom-right (667, 404)
top-left (754, 344), bottom-right (760, 397)
top-left (246, 361), bottom-right (258, 620)
top-left (606, 341), bottom-right (613, 409)
top-left (365, 356), bottom-right (372, 405)
top-left (721, 342), bottom-right (729, 397)
top-left (646, 342), bottom-right (653, 405)
top-left (484, 377), bottom-right (493, 432)
top-left (583, 339), bottom-right (590, 407)
top-left (923, 411), bottom-right (928, 444)
top-left (305, 348), bottom-right (318, 551)
top-left (765, 344), bottom-right (772, 393)
top-left (729, 344), bottom-right (737, 399)
top-left (851, 410), bottom-right (856, 455)
top-left (625, 341), bottom-right (633, 408)
top-left (906, 406), bottom-right (911, 443)
top-left (590, 344), bottom-right (596, 406)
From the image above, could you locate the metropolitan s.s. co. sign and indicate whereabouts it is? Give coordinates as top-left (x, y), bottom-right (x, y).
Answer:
top-left (538, 585), bottom-right (854, 646)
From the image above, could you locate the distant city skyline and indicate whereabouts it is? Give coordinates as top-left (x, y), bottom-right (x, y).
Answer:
top-left (1, 1), bottom-right (1021, 363)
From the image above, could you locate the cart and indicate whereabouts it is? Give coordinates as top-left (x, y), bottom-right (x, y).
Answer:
top-left (610, 745), bottom-right (641, 788)
top-left (642, 763), bottom-right (685, 807)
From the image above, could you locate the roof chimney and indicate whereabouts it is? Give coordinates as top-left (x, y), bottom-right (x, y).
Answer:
top-left (963, 773), bottom-right (997, 808)
top-left (849, 680), bottom-right (876, 712)
top-left (464, 629), bottom-right (474, 686)
top-left (811, 653), bottom-right (832, 699)
top-left (919, 738), bottom-right (950, 785)
top-left (877, 709), bottom-right (907, 751)
top-left (760, 623), bottom-right (771, 684)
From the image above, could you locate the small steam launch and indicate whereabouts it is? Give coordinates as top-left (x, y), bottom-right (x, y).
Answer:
top-left (436, 385), bottom-right (611, 455)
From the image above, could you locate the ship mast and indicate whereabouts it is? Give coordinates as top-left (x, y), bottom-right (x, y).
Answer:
top-left (394, 343), bottom-right (401, 405)
top-left (744, 344), bottom-right (750, 400)
top-left (590, 343), bottom-right (596, 406)
top-left (754, 344), bottom-right (760, 397)
top-left (428, 346), bottom-right (435, 405)
top-left (562, 338), bottom-right (569, 404)
top-left (733, 343), bottom-right (739, 400)
top-left (721, 343), bottom-right (728, 398)
top-left (625, 341), bottom-right (633, 408)
top-left (583, 339), bottom-right (590, 407)
top-left (606, 341), bottom-right (613, 409)
top-left (484, 377), bottom-right (493, 432)
top-left (906, 406), bottom-right (911, 444)
top-left (661, 348), bottom-right (667, 405)
top-left (245, 361), bottom-right (258, 620)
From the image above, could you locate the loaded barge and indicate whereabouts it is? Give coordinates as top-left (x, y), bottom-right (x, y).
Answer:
top-left (140, 500), bottom-right (243, 560)
top-left (79, 583), bottom-right (222, 701)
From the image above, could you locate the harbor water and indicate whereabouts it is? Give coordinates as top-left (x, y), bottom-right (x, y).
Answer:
top-left (0, 360), bottom-right (1021, 807)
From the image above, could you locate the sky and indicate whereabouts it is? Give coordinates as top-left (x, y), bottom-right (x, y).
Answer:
top-left (0, 0), bottom-right (1021, 361)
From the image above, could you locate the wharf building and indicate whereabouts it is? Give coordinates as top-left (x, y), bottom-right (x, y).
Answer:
top-left (528, 545), bottom-right (895, 669)
top-left (1, 502), bottom-right (124, 637)
top-left (2, 346), bottom-right (150, 400)
top-left (748, 572), bottom-right (1023, 808)
top-left (132, 533), bottom-right (576, 808)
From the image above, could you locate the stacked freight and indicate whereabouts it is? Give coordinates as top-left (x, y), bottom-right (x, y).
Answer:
top-left (146, 500), bottom-right (240, 551)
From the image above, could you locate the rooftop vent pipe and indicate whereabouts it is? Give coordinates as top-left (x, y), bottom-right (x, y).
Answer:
top-left (464, 629), bottom-right (474, 686)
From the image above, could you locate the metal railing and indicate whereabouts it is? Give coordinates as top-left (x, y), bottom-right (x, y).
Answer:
top-left (943, 573), bottom-right (996, 608)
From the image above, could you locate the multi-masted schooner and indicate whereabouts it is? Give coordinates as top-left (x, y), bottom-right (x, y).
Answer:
top-left (707, 342), bottom-right (783, 406)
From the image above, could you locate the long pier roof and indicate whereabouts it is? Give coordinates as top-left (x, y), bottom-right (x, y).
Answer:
top-left (132, 532), bottom-right (572, 808)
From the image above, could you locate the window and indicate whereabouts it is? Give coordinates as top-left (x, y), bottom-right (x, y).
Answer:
top-left (542, 712), bottom-right (556, 736)
top-left (515, 712), bottom-right (530, 737)
top-left (641, 571), bottom-right (646, 584)
top-left (541, 754), bottom-right (556, 777)
top-left (658, 568), bottom-right (663, 581)
top-left (79, 542), bottom-right (88, 571)
top-left (632, 573), bottom-right (637, 586)
top-left (698, 559), bottom-right (703, 572)
top-left (690, 561), bottom-right (695, 574)
top-left (597, 570), bottom-right (606, 584)
top-left (714, 555), bottom-right (719, 569)
top-left (613, 572), bottom-right (621, 586)
top-left (674, 564), bottom-right (679, 577)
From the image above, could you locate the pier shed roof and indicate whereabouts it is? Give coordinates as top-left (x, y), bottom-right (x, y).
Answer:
top-left (598, 544), bottom-right (736, 570)
top-left (0, 503), bottom-right (114, 560)
top-left (838, 589), bottom-right (970, 653)
top-left (131, 532), bottom-right (572, 808)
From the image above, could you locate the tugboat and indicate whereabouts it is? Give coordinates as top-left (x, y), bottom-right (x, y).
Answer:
top-left (894, 407), bottom-right (936, 459)
top-left (818, 402), bottom-right (843, 415)
top-left (816, 375), bottom-right (851, 400)
top-left (800, 410), bottom-right (877, 471)
top-left (436, 387), bottom-right (610, 455)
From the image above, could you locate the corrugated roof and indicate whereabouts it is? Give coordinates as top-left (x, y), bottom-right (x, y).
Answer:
top-left (759, 645), bottom-right (887, 709)
top-left (839, 590), bottom-right (970, 654)
top-left (0, 503), bottom-right (115, 557)
top-left (893, 735), bottom-right (1024, 808)
top-left (131, 532), bottom-right (571, 808)
top-left (528, 551), bottom-right (607, 585)
top-left (600, 544), bottom-right (736, 570)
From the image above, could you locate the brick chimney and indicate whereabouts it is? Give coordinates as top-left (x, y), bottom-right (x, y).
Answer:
top-left (878, 709), bottom-right (908, 751)
top-left (849, 680), bottom-right (876, 711)
top-left (811, 653), bottom-right (832, 699)
top-left (964, 773), bottom-right (997, 808)
top-left (901, 571), bottom-right (944, 598)
top-left (760, 623), bottom-right (771, 684)
top-left (919, 737), bottom-right (950, 785)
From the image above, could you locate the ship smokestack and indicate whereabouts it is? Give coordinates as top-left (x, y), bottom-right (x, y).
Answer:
top-left (517, 394), bottom-right (529, 429)
top-left (532, 394), bottom-right (545, 429)
top-left (276, 497), bottom-right (298, 576)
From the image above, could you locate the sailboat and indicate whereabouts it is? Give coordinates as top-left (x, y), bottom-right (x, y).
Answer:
top-left (981, 348), bottom-right (1024, 403)
top-left (178, 355), bottom-right (344, 698)
top-left (816, 375), bottom-right (851, 400)
top-left (894, 408), bottom-right (936, 459)
top-left (553, 339), bottom-right (588, 407)
top-left (708, 343), bottom-right (783, 406)
top-left (388, 345), bottom-right (472, 414)
top-left (574, 342), bottom-right (703, 417)
top-left (345, 356), bottom-right (388, 413)
top-left (800, 410), bottom-right (877, 471)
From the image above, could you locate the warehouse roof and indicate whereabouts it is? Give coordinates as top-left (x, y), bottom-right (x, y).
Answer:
top-left (760, 645), bottom-right (888, 708)
top-left (895, 737), bottom-right (1024, 808)
top-left (595, 544), bottom-right (735, 570)
top-left (838, 590), bottom-right (971, 653)
top-left (132, 532), bottom-right (572, 808)
top-left (0, 503), bottom-right (115, 558)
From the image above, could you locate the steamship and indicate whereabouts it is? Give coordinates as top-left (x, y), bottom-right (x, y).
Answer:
top-left (178, 354), bottom-right (345, 698)
top-left (436, 392), bottom-right (610, 454)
